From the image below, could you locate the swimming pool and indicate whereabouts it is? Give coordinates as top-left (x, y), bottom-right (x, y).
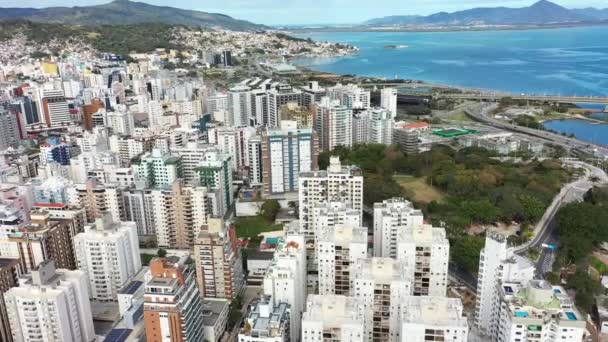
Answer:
top-left (514, 311), bottom-right (529, 318)
top-left (565, 312), bottom-right (577, 320)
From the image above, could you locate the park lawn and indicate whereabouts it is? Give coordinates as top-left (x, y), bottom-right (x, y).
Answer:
top-left (444, 111), bottom-right (473, 122)
top-left (393, 175), bottom-right (445, 204)
top-left (234, 215), bottom-right (283, 240)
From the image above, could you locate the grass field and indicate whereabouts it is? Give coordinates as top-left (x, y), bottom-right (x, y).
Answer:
top-left (393, 175), bottom-right (445, 204)
top-left (234, 216), bottom-right (283, 240)
top-left (443, 111), bottom-right (473, 122)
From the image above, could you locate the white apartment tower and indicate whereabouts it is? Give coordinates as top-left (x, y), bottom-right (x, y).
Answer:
top-left (4, 260), bottom-right (95, 342)
top-left (228, 85), bottom-right (252, 127)
top-left (263, 233), bottom-right (307, 342)
top-left (248, 136), bottom-right (263, 185)
top-left (373, 198), bottom-right (424, 258)
top-left (302, 295), bottom-right (366, 342)
top-left (328, 84), bottom-right (371, 110)
top-left (399, 296), bottom-right (469, 342)
top-left (396, 224), bottom-right (450, 296)
top-left (311, 200), bottom-right (361, 247)
top-left (170, 142), bottom-right (220, 185)
top-left (317, 224), bottom-right (367, 296)
top-left (298, 157), bottom-right (363, 246)
top-left (73, 213), bottom-right (141, 302)
top-left (369, 108), bottom-right (394, 145)
top-left (132, 149), bottom-right (182, 187)
top-left (475, 233), bottom-right (535, 336)
top-left (351, 257), bottom-right (412, 342)
top-left (314, 98), bottom-right (353, 152)
top-left (381, 87), bottom-right (398, 118)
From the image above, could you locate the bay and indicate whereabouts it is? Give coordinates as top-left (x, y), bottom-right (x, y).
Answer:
top-left (292, 26), bottom-right (608, 97)
top-left (543, 119), bottom-right (608, 147)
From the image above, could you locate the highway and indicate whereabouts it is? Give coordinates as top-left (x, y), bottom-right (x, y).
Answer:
top-left (464, 103), bottom-right (608, 157)
top-left (513, 160), bottom-right (608, 277)
top-left (443, 93), bottom-right (608, 104)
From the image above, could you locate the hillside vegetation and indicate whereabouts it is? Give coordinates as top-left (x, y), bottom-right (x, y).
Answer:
top-left (0, 0), bottom-right (265, 31)
top-left (319, 144), bottom-right (572, 273)
top-left (0, 20), bottom-right (183, 56)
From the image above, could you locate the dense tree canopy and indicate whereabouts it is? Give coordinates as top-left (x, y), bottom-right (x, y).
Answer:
top-left (319, 144), bottom-right (571, 274)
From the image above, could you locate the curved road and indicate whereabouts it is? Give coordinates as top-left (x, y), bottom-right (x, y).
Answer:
top-left (464, 103), bottom-right (608, 157)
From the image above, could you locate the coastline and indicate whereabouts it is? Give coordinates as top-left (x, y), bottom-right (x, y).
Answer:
top-left (286, 21), bottom-right (608, 34)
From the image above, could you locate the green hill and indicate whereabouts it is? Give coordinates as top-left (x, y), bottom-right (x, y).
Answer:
top-left (0, 0), bottom-right (265, 31)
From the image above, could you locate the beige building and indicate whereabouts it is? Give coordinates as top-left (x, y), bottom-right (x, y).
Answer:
top-left (143, 256), bottom-right (204, 342)
top-left (8, 210), bottom-right (80, 273)
top-left (279, 102), bottom-right (314, 128)
top-left (68, 179), bottom-right (125, 223)
top-left (193, 218), bottom-right (244, 299)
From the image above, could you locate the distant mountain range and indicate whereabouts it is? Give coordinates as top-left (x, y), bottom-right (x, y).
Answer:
top-left (0, 0), bottom-right (266, 31)
top-left (365, 0), bottom-right (608, 27)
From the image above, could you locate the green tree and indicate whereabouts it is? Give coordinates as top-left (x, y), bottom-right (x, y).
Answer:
top-left (451, 236), bottom-right (485, 274)
top-left (566, 271), bottom-right (601, 313)
top-left (157, 248), bottom-right (167, 258)
top-left (260, 200), bottom-right (280, 222)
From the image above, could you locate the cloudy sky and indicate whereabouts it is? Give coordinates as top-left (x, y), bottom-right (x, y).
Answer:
top-left (1, 0), bottom-right (606, 25)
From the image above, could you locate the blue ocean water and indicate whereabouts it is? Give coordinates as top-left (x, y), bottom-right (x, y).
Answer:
top-left (543, 119), bottom-right (608, 146)
top-left (293, 27), bottom-right (608, 97)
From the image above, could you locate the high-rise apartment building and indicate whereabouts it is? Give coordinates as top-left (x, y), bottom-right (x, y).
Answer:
top-left (228, 85), bottom-right (252, 127)
top-left (143, 256), bottom-right (204, 342)
top-left (373, 198), bottom-right (423, 258)
top-left (132, 149), bottom-right (183, 187)
top-left (196, 152), bottom-right (233, 217)
top-left (8, 211), bottom-right (80, 273)
top-left (317, 224), bottom-right (367, 296)
top-left (193, 218), bottom-right (244, 299)
top-left (67, 179), bottom-right (125, 223)
top-left (0, 112), bottom-right (21, 150)
top-left (298, 157), bottom-right (363, 246)
top-left (0, 258), bottom-right (19, 342)
top-left (301, 295), bottom-right (365, 342)
top-left (74, 213), bottom-right (141, 302)
top-left (311, 200), bottom-right (361, 249)
top-left (369, 108), bottom-right (393, 145)
top-left (280, 102), bottom-right (313, 128)
top-left (267, 84), bottom-right (303, 128)
top-left (123, 181), bottom-right (209, 244)
top-left (210, 126), bottom-right (256, 172)
top-left (314, 98), bottom-right (353, 152)
top-left (247, 136), bottom-right (263, 185)
top-left (399, 296), bottom-right (469, 342)
top-left (261, 121), bottom-right (319, 195)
top-left (4, 260), bottom-right (95, 342)
top-left (40, 89), bottom-right (71, 128)
top-left (396, 224), bottom-right (449, 297)
top-left (328, 84), bottom-right (370, 110)
top-left (352, 111), bottom-right (370, 144)
top-left (263, 233), bottom-right (307, 342)
top-left (351, 257), bottom-right (412, 342)
top-left (475, 233), bottom-right (535, 336)
top-left (170, 142), bottom-right (220, 185)
top-left (381, 88), bottom-right (398, 118)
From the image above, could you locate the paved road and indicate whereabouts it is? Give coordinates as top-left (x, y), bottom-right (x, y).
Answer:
top-left (513, 160), bottom-right (608, 277)
top-left (464, 103), bottom-right (608, 157)
top-left (444, 93), bottom-right (608, 104)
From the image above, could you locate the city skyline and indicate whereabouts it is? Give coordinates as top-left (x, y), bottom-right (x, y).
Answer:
top-left (0, 0), bottom-right (606, 25)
